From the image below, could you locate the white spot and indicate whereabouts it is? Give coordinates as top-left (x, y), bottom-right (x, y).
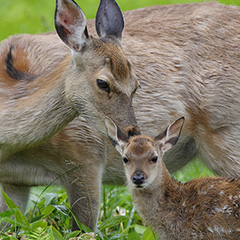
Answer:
top-left (208, 227), bottom-right (213, 233)
top-left (198, 190), bottom-right (207, 195)
top-left (210, 225), bottom-right (233, 235)
top-left (229, 195), bottom-right (232, 200)
top-left (214, 205), bottom-right (232, 215)
top-left (219, 191), bottom-right (224, 195)
top-left (222, 205), bottom-right (228, 211)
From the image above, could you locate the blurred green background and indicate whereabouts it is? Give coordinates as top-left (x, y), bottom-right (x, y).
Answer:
top-left (1, 0), bottom-right (240, 41)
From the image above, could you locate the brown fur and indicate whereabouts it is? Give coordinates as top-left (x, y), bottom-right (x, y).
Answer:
top-left (111, 120), bottom-right (240, 239)
top-left (0, 0), bottom-right (139, 231)
top-left (1, 1), bottom-right (240, 232)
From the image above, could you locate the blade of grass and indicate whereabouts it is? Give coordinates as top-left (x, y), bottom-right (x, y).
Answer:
top-left (1, 189), bottom-right (30, 229)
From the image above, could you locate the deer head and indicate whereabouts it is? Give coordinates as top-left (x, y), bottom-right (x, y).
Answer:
top-left (55, 0), bottom-right (139, 136)
top-left (105, 117), bottom-right (184, 188)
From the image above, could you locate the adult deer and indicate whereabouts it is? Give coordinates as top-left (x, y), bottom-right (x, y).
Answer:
top-left (1, 0), bottom-right (240, 232)
top-left (106, 117), bottom-right (240, 240)
top-left (0, 0), bottom-right (139, 231)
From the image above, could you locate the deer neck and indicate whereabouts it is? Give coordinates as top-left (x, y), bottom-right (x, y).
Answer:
top-left (0, 57), bottom-right (79, 159)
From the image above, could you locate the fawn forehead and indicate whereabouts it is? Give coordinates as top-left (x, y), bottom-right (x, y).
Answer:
top-left (126, 136), bottom-right (156, 157)
top-left (92, 38), bottom-right (131, 81)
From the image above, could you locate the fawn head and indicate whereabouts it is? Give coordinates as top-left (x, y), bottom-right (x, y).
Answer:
top-left (55, 0), bottom-right (139, 135)
top-left (105, 117), bottom-right (184, 188)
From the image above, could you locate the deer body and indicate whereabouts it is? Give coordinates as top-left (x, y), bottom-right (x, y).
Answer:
top-left (0, 0), bottom-right (139, 230)
top-left (60, 1), bottom-right (240, 177)
top-left (1, 1), bottom-right (240, 231)
top-left (0, 34), bottom-right (77, 160)
top-left (106, 117), bottom-right (240, 239)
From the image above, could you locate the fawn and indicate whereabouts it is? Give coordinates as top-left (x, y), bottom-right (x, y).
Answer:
top-left (1, 0), bottom-right (240, 231)
top-left (105, 117), bottom-right (240, 239)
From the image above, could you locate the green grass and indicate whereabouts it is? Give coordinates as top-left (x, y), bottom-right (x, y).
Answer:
top-left (0, 0), bottom-right (237, 238)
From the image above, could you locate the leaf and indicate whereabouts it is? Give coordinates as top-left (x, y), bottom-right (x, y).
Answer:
top-left (47, 225), bottom-right (64, 240)
top-left (1, 189), bottom-right (30, 229)
top-left (134, 224), bottom-right (148, 235)
top-left (0, 208), bottom-right (18, 219)
top-left (109, 233), bottom-right (125, 240)
top-left (30, 219), bottom-right (48, 230)
top-left (52, 205), bottom-right (69, 216)
top-left (64, 230), bottom-right (80, 239)
top-left (72, 214), bottom-right (92, 233)
top-left (0, 217), bottom-right (29, 229)
top-left (127, 229), bottom-right (141, 240)
top-left (99, 216), bottom-right (129, 230)
top-left (142, 227), bottom-right (157, 240)
top-left (42, 205), bottom-right (55, 215)
top-left (44, 193), bottom-right (58, 206)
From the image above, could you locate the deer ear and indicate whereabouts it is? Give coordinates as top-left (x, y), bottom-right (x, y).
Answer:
top-left (155, 117), bottom-right (185, 154)
top-left (105, 117), bottom-right (128, 155)
top-left (55, 0), bottom-right (88, 52)
top-left (96, 0), bottom-right (124, 41)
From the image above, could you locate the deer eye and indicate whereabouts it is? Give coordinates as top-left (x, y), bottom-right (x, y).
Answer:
top-left (123, 157), bottom-right (129, 164)
top-left (151, 156), bottom-right (158, 163)
top-left (97, 79), bottom-right (110, 93)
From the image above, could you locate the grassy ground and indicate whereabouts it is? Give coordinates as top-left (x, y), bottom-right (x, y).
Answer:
top-left (0, 0), bottom-right (238, 239)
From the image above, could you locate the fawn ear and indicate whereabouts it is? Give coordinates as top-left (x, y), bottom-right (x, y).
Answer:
top-left (155, 117), bottom-right (185, 154)
top-left (55, 0), bottom-right (88, 52)
top-left (105, 117), bottom-right (129, 155)
top-left (96, 0), bottom-right (124, 41)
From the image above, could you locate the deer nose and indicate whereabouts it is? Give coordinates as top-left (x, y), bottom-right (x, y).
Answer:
top-left (132, 171), bottom-right (145, 185)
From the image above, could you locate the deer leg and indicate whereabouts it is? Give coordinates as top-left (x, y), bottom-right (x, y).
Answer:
top-left (62, 163), bottom-right (103, 231)
top-left (164, 137), bottom-right (197, 173)
top-left (0, 183), bottom-right (30, 212)
top-left (0, 183), bottom-right (30, 230)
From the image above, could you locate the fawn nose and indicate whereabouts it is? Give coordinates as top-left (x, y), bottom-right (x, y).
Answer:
top-left (132, 171), bottom-right (145, 185)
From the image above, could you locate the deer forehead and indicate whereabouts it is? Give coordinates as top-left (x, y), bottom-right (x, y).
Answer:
top-left (93, 39), bottom-right (132, 80)
top-left (125, 136), bottom-right (157, 158)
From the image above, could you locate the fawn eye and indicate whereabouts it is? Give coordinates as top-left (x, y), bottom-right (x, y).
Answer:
top-left (151, 156), bottom-right (158, 163)
top-left (97, 79), bottom-right (110, 93)
top-left (123, 157), bottom-right (129, 164)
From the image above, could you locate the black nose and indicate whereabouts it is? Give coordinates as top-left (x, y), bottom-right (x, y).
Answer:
top-left (132, 171), bottom-right (145, 185)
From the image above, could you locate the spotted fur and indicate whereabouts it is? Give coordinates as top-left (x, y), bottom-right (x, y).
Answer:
top-left (108, 118), bottom-right (240, 239)
top-left (1, 1), bottom-right (240, 233)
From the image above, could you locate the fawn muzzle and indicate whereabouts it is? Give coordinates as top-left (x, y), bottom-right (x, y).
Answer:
top-left (132, 170), bottom-right (146, 186)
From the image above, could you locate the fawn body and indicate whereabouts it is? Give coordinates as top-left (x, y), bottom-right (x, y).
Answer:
top-left (106, 117), bottom-right (240, 240)
top-left (1, 1), bottom-right (240, 231)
